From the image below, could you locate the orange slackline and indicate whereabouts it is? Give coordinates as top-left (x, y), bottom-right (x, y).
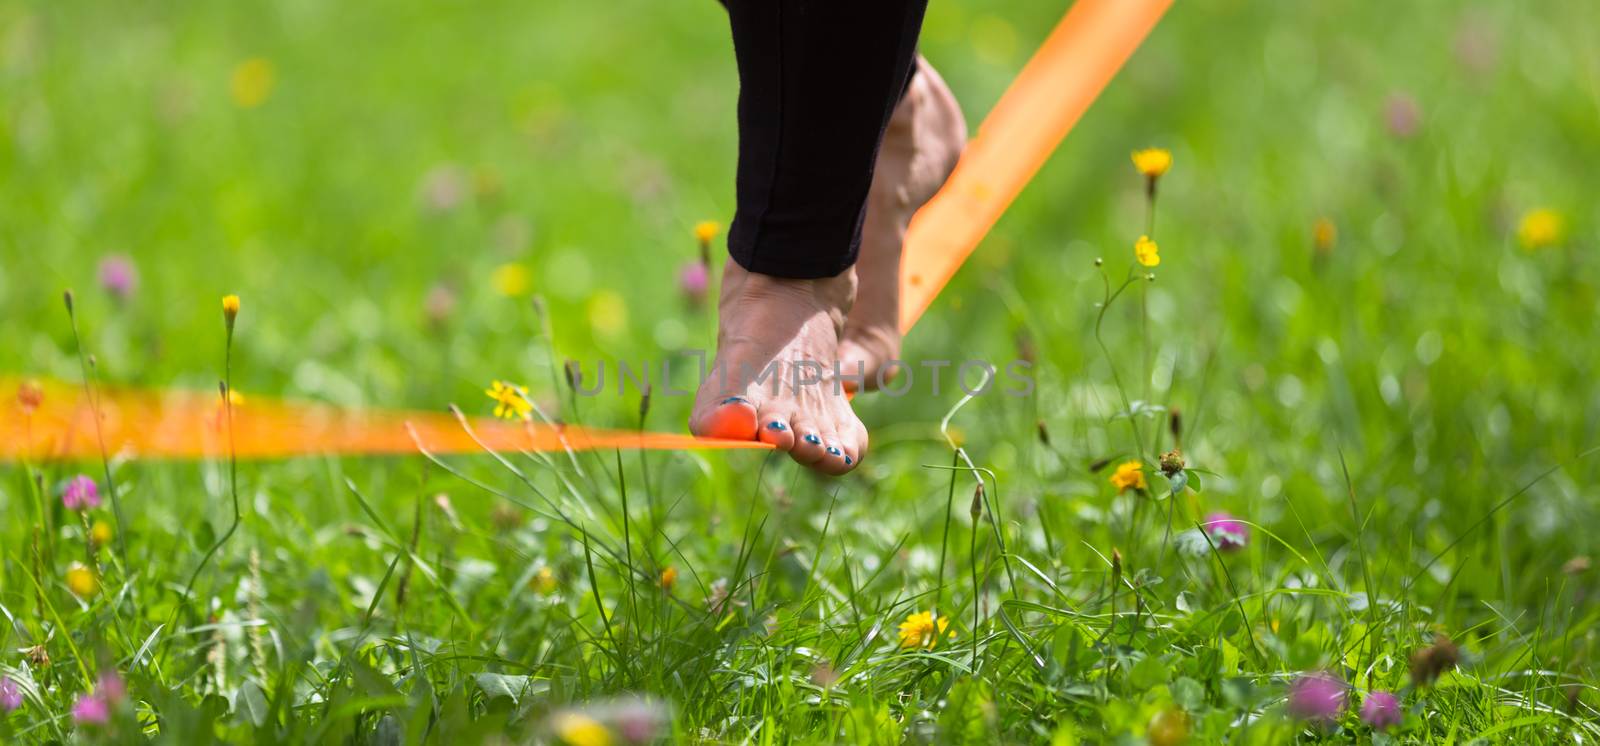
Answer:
top-left (3, 0), bottom-right (1170, 462)
top-left (1, 377), bottom-right (768, 462)
top-left (898, 0), bottom-right (1172, 331)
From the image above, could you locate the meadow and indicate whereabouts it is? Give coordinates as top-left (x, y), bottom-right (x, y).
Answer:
top-left (4, 0), bottom-right (1600, 742)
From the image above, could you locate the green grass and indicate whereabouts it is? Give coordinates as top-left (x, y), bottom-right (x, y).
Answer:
top-left (4, 0), bottom-right (1600, 742)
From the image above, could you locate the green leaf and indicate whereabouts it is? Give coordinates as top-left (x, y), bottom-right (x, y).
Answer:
top-left (474, 673), bottom-right (545, 705)
top-left (235, 679), bottom-right (269, 728)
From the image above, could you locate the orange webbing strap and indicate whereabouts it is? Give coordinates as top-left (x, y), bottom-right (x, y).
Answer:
top-left (1, 377), bottom-right (768, 461)
top-left (898, 0), bottom-right (1172, 332)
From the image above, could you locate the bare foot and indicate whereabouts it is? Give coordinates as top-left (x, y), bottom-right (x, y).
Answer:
top-left (838, 57), bottom-right (966, 390)
top-left (689, 260), bottom-right (866, 475)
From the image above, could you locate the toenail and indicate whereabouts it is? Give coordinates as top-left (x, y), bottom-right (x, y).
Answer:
top-left (803, 434), bottom-right (821, 445)
top-left (844, 455), bottom-right (853, 465)
top-left (826, 446), bottom-right (841, 456)
top-left (721, 396), bottom-right (749, 406)
top-left (766, 421), bottom-right (787, 431)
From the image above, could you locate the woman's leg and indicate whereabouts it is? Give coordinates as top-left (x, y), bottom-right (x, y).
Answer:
top-left (691, 0), bottom-right (962, 476)
top-left (723, 0), bottom-right (929, 278)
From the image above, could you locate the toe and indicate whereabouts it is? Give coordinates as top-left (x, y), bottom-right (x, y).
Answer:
top-left (694, 395), bottom-right (759, 441)
top-left (789, 418), bottom-right (828, 465)
top-left (756, 408), bottom-right (796, 450)
top-left (816, 436), bottom-right (853, 476)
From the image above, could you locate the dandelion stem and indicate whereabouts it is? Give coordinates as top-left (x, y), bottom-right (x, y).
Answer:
top-left (171, 319), bottom-right (242, 643)
top-left (934, 450), bottom-right (958, 635)
top-left (64, 293), bottom-right (129, 566)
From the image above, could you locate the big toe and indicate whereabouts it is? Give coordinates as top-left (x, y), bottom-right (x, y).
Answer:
top-left (693, 395), bottom-right (759, 440)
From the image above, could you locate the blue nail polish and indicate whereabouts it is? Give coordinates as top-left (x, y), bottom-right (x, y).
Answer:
top-left (803, 434), bottom-right (821, 445)
top-left (844, 455), bottom-right (853, 465)
top-left (766, 421), bottom-right (788, 431)
top-left (826, 446), bottom-right (841, 456)
top-left (721, 396), bottom-right (748, 406)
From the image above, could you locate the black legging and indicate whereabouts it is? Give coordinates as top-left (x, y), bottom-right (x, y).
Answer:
top-left (723, 0), bottom-right (929, 279)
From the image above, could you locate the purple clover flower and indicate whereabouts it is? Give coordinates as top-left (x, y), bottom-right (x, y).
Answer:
top-left (1360, 690), bottom-right (1401, 730)
top-left (1287, 672), bottom-right (1347, 725)
top-left (0, 675), bottom-right (21, 712)
top-left (63, 475), bottom-right (101, 511)
top-left (97, 255), bottom-right (138, 300)
top-left (1203, 511), bottom-right (1249, 551)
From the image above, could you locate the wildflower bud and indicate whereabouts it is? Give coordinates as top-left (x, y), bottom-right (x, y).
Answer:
top-left (1148, 708), bottom-right (1189, 746)
top-left (1036, 419), bottom-right (1051, 447)
top-left (563, 359), bottom-right (581, 392)
top-left (1014, 328), bottom-right (1036, 365)
top-left (639, 383), bottom-right (652, 420)
top-left (1168, 407), bottom-right (1183, 443)
top-left (16, 380), bottom-right (44, 414)
top-left (1094, 257), bottom-right (1103, 267)
top-left (222, 294), bottom-right (240, 331)
top-left (63, 289), bottom-right (75, 313)
top-left (1111, 548), bottom-right (1123, 587)
top-left (678, 261), bottom-right (710, 307)
top-left (1409, 634), bottom-right (1460, 687)
top-left (969, 482), bottom-right (985, 521)
top-left (694, 220), bottom-right (720, 249)
top-left (1088, 456), bottom-right (1113, 473)
top-left (1145, 273), bottom-right (1156, 282)
top-left (1131, 148), bottom-right (1172, 200)
top-left (660, 565), bottom-right (678, 591)
top-left (1159, 448), bottom-right (1185, 477)
top-left (1313, 217), bottom-right (1337, 256)
top-left (1562, 556), bottom-right (1591, 575)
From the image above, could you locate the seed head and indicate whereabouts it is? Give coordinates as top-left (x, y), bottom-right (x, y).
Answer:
top-left (1409, 634), bottom-right (1460, 687)
top-left (1159, 448), bottom-right (1185, 477)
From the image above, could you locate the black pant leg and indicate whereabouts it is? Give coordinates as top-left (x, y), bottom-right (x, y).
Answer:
top-left (723, 0), bottom-right (929, 279)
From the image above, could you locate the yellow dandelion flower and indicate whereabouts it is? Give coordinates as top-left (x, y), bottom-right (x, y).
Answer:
top-left (660, 565), bottom-right (678, 591)
top-left (693, 221), bottom-right (720, 245)
top-left (66, 563), bottom-right (99, 598)
top-left (1131, 148), bottom-right (1172, 178)
top-left (532, 566), bottom-right (558, 595)
top-left (1313, 217), bottom-right (1337, 254)
top-left (1109, 460), bottom-right (1146, 494)
top-left (484, 380), bottom-right (533, 421)
top-left (222, 294), bottom-right (241, 319)
top-left (1134, 235), bottom-right (1161, 267)
top-left (90, 520), bottom-right (114, 546)
top-left (1517, 208), bottom-right (1565, 250)
top-left (230, 58), bottom-right (276, 109)
top-left (491, 262), bottom-right (531, 297)
top-left (897, 610), bottom-right (953, 649)
top-left (552, 711), bottom-right (613, 746)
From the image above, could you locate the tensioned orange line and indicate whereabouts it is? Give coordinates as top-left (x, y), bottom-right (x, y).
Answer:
top-left (3, 0), bottom-right (1170, 462)
top-left (1, 377), bottom-right (768, 462)
top-left (898, 0), bottom-right (1172, 331)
